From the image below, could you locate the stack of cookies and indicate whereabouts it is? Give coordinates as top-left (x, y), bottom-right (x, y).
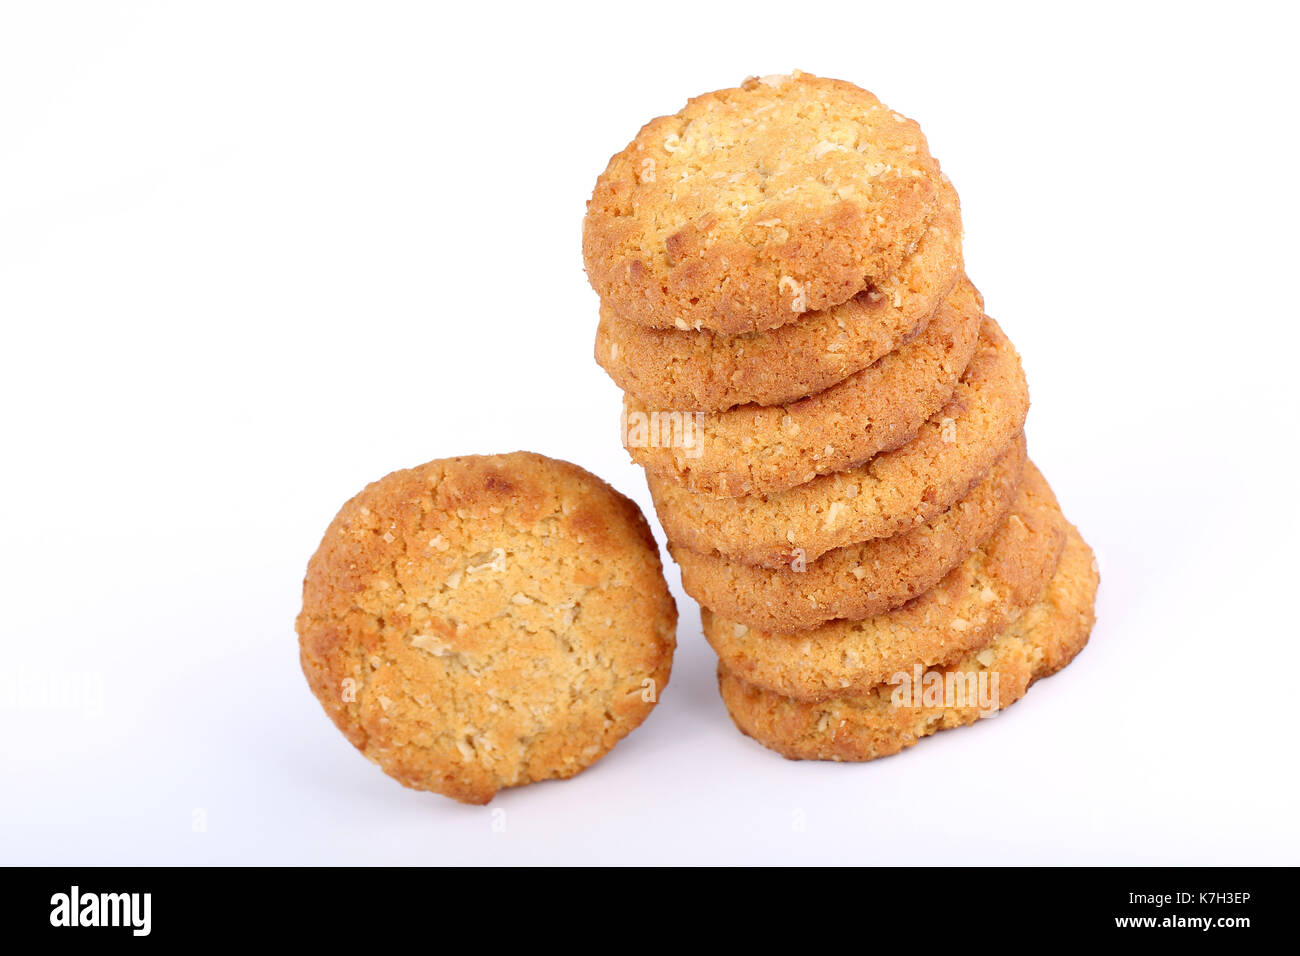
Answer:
top-left (583, 72), bottom-right (1097, 762)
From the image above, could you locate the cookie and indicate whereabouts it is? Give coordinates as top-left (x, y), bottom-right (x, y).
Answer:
top-left (296, 452), bottom-right (677, 805)
top-left (594, 176), bottom-right (964, 411)
top-left (717, 522), bottom-right (1097, 761)
top-left (647, 315), bottom-right (1029, 567)
top-left (583, 71), bottom-right (945, 335)
top-left (623, 276), bottom-right (983, 497)
top-left (675, 436), bottom-right (1026, 631)
top-left (701, 463), bottom-right (1065, 701)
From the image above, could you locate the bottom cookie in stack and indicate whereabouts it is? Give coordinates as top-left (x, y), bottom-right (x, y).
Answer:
top-left (716, 515), bottom-right (1098, 762)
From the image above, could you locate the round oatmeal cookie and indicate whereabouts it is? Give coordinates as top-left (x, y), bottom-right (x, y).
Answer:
top-left (717, 522), bottom-right (1098, 761)
top-left (675, 437), bottom-right (1027, 631)
top-left (701, 463), bottom-right (1065, 702)
top-left (624, 276), bottom-right (983, 498)
top-left (647, 315), bottom-right (1029, 567)
top-left (594, 176), bottom-right (964, 411)
top-left (583, 71), bottom-right (945, 335)
top-left (296, 452), bottom-right (678, 805)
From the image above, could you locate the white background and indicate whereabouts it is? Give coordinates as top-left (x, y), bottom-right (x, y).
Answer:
top-left (2, 1), bottom-right (1297, 866)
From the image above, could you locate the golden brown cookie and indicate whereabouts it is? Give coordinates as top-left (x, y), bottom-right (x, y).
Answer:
top-left (701, 464), bottom-right (1065, 702)
top-left (623, 277), bottom-right (983, 498)
top-left (675, 437), bottom-right (1027, 631)
top-left (583, 71), bottom-right (945, 335)
top-left (647, 315), bottom-right (1029, 567)
top-left (296, 452), bottom-right (677, 805)
top-left (717, 522), bottom-right (1097, 761)
top-left (594, 177), bottom-right (964, 411)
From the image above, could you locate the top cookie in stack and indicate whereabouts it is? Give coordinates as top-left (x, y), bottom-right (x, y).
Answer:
top-left (582, 72), bottom-right (1096, 763)
top-left (584, 72), bottom-right (950, 340)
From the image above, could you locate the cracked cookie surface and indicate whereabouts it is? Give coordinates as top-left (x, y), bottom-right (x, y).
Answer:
top-left (296, 452), bottom-right (677, 805)
top-left (583, 71), bottom-right (944, 335)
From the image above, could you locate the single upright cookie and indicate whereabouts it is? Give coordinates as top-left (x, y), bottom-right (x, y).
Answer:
top-left (623, 277), bottom-right (983, 497)
top-left (296, 452), bottom-right (677, 805)
top-left (701, 464), bottom-right (1066, 701)
top-left (674, 436), bottom-right (1026, 631)
top-left (647, 315), bottom-right (1029, 567)
top-left (718, 522), bottom-right (1098, 761)
top-left (594, 176), bottom-right (964, 411)
top-left (583, 72), bottom-right (944, 335)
